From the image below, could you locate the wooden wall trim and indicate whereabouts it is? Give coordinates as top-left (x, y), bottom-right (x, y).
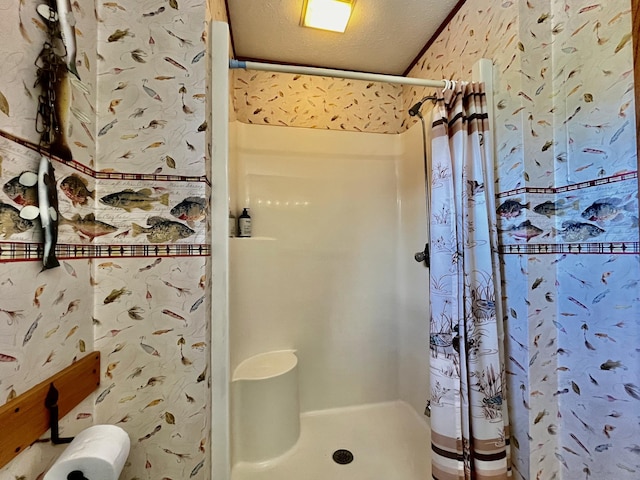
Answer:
top-left (402, 0), bottom-right (468, 77)
top-left (224, 0), bottom-right (236, 57)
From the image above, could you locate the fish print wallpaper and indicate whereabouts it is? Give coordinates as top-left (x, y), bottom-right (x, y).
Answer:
top-left (403, 1), bottom-right (640, 479)
top-left (0, 0), bottom-right (225, 478)
top-left (233, 69), bottom-right (404, 133)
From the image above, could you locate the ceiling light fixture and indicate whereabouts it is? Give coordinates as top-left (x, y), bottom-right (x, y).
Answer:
top-left (301, 0), bottom-right (355, 33)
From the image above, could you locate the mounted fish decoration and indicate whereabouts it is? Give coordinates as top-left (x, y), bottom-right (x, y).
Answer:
top-left (19, 157), bottom-right (60, 269)
top-left (34, 0), bottom-right (81, 163)
top-left (22, 0), bottom-right (79, 269)
top-left (36, 0), bottom-right (80, 80)
top-left (34, 41), bottom-right (72, 162)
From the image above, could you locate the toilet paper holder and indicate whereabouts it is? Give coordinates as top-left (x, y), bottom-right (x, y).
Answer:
top-left (45, 383), bottom-right (74, 444)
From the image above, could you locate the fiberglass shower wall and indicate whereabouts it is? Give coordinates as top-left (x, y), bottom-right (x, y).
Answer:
top-left (229, 70), bottom-right (431, 417)
top-left (231, 122), bottom-right (399, 411)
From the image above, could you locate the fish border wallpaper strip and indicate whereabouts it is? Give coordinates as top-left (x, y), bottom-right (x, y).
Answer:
top-left (499, 241), bottom-right (640, 255)
top-left (0, 132), bottom-right (209, 184)
top-left (497, 171), bottom-right (638, 198)
top-left (0, 131), bottom-right (211, 251)
top-left (93, 171), bottom-right (208, 184)
top-left (497, 175), bottom-right (637, 246)
top-left (0, 242), bottom-right (211, 262)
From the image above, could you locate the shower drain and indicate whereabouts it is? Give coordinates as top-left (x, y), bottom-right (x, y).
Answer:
top-left (332, 449), bottom-right (354, 465)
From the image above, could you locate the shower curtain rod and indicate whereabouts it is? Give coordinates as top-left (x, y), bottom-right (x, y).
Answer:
top-left (229, 59), bottom-right (448, 88)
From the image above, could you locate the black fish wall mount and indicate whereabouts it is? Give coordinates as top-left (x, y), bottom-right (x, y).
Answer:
top-left (19, 156), bottom-right (60, 269)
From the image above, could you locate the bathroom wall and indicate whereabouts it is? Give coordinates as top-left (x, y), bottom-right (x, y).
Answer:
top-left (92, 0), bottom-right (218, 477)
top-left (230, 122), bottom-right (403, 413)
top-left (233, 69), bottom-right (403, 133)
top-left (547, 3), bottom-right (639, 480)
top-left (0, 1), bottom-right (227, 479)
top-left (405, 1), bottom-right (640, 479)
top-left (0, 0), bottom-right (98, 476)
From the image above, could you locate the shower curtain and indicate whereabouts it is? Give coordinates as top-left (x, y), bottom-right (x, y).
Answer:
top-left (428, 83), bottom-right (510, 480)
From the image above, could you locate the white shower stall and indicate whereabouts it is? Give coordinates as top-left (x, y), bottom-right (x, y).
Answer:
top-left (211, 21), bottom-right (494, 480)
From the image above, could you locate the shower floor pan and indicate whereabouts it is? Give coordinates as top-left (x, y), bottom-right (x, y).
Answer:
top-left (231, 400), bottom-right (431, 480)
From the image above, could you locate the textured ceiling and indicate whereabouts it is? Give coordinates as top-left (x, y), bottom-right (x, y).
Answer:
top-left (227, 0), bottom-right (461, 75)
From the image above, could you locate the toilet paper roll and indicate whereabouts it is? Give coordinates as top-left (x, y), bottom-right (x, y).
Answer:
top-left (44, 425), bottom-right (130, 480)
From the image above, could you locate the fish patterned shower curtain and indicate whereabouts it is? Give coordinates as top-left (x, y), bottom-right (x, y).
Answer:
top-left (428, 82), bottom-right (511, 480)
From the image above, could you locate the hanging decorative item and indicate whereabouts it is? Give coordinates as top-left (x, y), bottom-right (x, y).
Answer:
top-left (34, 0), bottom-right (77, 162)
top-left (20, 158), bottom-right (60, 269)
top-left (18, 0), bottom-right (79, 269)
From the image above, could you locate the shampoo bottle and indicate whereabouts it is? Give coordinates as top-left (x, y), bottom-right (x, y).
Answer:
top-left (238, 208), bottom-right (252, 237)
top-left (229, 210), bottom-right (236, 237)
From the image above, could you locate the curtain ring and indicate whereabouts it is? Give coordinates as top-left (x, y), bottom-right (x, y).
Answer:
top-left (442, 79), bottom-right (450, 92)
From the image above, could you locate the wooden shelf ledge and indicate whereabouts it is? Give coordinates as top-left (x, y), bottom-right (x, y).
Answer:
top-left (0, 352), bottom-right (101, 468)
